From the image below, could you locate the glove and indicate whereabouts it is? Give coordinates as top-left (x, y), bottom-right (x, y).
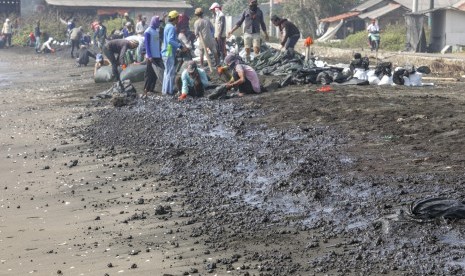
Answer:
top-left (217, 66), bottom-right (226, 74)
top-left (178, 93), bottom-right (188, 100)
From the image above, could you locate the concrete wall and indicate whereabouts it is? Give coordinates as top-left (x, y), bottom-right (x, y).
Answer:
top-left (430, 10), bottom-right (446, 52)
top-left (444, 9), bottom-right (465, 46)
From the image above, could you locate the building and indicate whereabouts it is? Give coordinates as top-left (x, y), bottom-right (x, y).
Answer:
top-left (416, 0), bottom-right (465, 52)
top-left (12, 0), bottom-right (191, 18)
top-left (317, 0), bottom-right (463, 42)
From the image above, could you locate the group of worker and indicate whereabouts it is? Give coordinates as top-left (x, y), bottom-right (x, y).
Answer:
top-left (1, 0), bottom-right (302, 99)
top-left (103, 0), bottom-right (301, 100)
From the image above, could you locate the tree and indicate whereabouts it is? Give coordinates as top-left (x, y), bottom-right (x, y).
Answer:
top-left (280, 0), bottom-right (359, 37)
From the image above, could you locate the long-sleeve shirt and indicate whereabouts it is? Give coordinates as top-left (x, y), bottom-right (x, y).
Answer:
top-left (181, 68), bottom-right (209, 94)
top-left (2, 22), bottom-right (12, 34)
top-left (214, 11), bottom-right (226, 38)
top-left (77, 48), bottom-right (96, 65)
top-left (106, 39), bottom-right (133, 65)
top-left (144, 26), bottom-right (161, 58)
top-left (278, 19), bottom-right (300, 46)
top-left (235, 8), bottom-right (266, 34)
top-left (136, 21), bottom-right (148, 35)
top-left (161, 22), bottom-right (181, 57)
top-left (70, 27), bottom-right (82, 40)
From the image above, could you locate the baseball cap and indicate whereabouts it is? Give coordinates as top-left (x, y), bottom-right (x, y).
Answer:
top-left (96, 53), bottom-right (103, 62)
top-left (209, 3), bottom-right (220, 10)
top-left (187, 61), bottom-right (197, 73)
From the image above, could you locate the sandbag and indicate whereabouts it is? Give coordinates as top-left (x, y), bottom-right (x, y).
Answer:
top-left (120, 64), bottom-right (146, 83)
top-left (94, 66), bottom-right (114, 83)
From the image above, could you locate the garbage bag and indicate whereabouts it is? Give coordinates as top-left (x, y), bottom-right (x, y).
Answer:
top-left (409, 197), bottom-right (465, 220)
top-left (120, 64), bottom-right (146, 83)
top-left (378, 75), bottom-right (393, 86)
top-left (96, 80), bottom-right (137, 99)
top-left (94, 66), bottom-right (115, 83)
top-left (408, 72), bottom-right (423, 86)
top-left (353, 68), bottom-right (368, 81)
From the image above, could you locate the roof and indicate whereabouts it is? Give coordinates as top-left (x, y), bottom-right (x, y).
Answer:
top-left (45, 0), bottom-right (191, 9)
top-left (320, 11), bottom-right (360, 23)
top-left (359, 3), bottom-right (402, 19)
top-left (352, 0), bottom-right (385, 12)
top-left (453, 0), bottom-right (465, 10)
top-left (394, 0), bottom-right (462, 12)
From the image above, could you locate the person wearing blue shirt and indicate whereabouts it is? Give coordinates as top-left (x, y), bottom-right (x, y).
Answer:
top-left (177, 61), bottom-right (209, 100)
top-left (143, 16), bottom-right (165, 98)
top-left (161, 10), bottom-right (187, 95)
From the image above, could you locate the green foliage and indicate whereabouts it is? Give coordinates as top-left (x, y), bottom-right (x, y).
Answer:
top-left (7, 9), bottom-right (98, 46)
top-left (104, 17), bottom-right (124, 35)
top-left (223, 0), bottom-right (248, 16)
top-left (279, 0), bottom-right (359, 37)
top-left (324, 24), bottom-right (407, 51)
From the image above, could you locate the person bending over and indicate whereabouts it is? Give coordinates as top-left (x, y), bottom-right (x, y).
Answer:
top-left (177, 61), bottom-right (209, 100)
top-left (103, 38), bottom-right (139, 84)
top-left (224, 54), bottom-right (261, 96)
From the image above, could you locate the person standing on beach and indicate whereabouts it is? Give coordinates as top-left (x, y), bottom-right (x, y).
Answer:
top-left (210, 2), bottom-right (227, 61)
top-left (143, 16), bottom-right (164, 98)
top-left (34, 21), bottom-right (41, 53)
top-left (161, 10), bottom-right (187, 95)
top-left (70, 26), bottom-right (83, 58)
top-left (193, 8), bottom-right (219, 67)
top-left (227, 0), bottom-right (268, 62)
top-left (1, 18), bottom-right (12, 48)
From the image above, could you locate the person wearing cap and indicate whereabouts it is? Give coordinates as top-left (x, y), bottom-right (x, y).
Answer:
top-left (103, 39), bottom-right (140, 84)
top-left (70, 26), bottom-right (83, 58)
top-left (177, 61), bottom-right (209, 99)
top-left (228, 0), bottom-right (268, 62)
top-left (194, 8), bottom-right (219, 67)
top-left (223, 54), bottom-right (261, 95)
top-left (94, 53), bottom-right (110, 76)
top-left (1, 18), bottom-right (12, 48)
top-left (39, 37), bottom-right (55, 54)
top-left (143, 16), bottom-right (165, 98)
top-left (76, 44), bottom-right (96, 67)
top-left (210, 2), bottom-right (227, 60)
top-left (161, 10), bottom-right (188, 95)
top-left (122, 12), bottom-right (135, 34)
top-left (271, 15), bottom-right (300, 55)
top-left (122, 22), bottom-right (133, 38)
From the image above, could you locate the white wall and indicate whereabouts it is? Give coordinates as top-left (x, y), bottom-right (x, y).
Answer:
top-left (444, 10), bottom-right (465, 46)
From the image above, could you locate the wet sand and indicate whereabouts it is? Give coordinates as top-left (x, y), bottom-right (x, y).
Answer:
top-left (2, 46), bottom-right (465, 276)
